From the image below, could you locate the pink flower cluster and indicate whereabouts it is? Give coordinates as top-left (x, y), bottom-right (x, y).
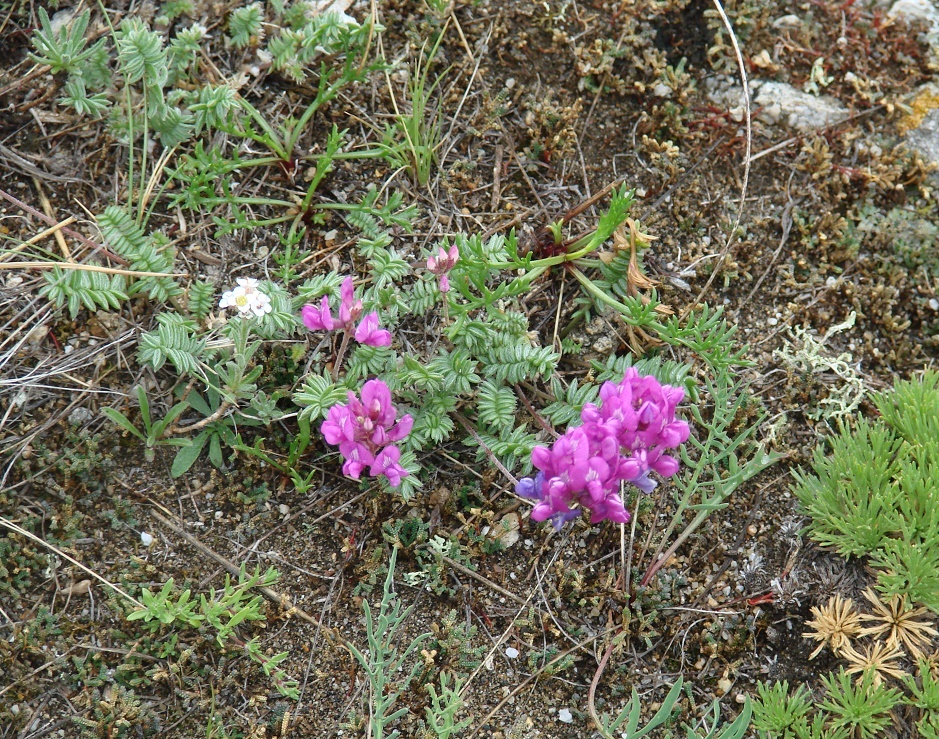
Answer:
top-left (321, 379), bottom-right (412, 487)
top-left (516, 368), bottom-right (690, 530)
top-left (426, 243), bottom-right (459, 293)
top-left (301, 277), bottom-right (391, 347)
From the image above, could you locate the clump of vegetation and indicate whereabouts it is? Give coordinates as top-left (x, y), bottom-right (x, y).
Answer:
top-left (755, 372), bottom-right (939, 737)
top-left (4, 0), bottom-right (939, 734)
top-left (795, 370), bottom-right (939, 611)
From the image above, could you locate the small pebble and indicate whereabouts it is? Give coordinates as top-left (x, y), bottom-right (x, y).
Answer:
top-left (558, 708), bottom-right (573, 724)
top-left (278, 504), bottom-right (290, 515)
top-left (215, 511), bottom-right (223, 519)
top-left (768, 317), bottom-right (778, 326)
top-left (68, 407), bottom-right (94, 426)
top-left (140, 532), bottom-right (154, 547)
top-left (505, 647), bottom-right (519, 659)
top-left (929, 298), bottom-right (939, 310)
top-left (505, 77), bottom-right (515, 89)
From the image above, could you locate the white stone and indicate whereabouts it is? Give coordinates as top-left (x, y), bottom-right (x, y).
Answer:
top-left (754, 82), bottom-right (848, 132)
top-left (652, 82), bottom-right (673, 98)
top-left (50, 8), bottom-right (78, 36)
top-left (772, 14), bottom-right (803, 29)
top-left (68, 407), bottom-right (93, 426)
top-left (505, 647), bottom-right (519, 659)
top-left (558, 708), bottom-right (574, 724)
top-left (907, 112), bottom-right (939, 176)
top-left (140, 532), bottom-right (154, 547)
top-left (929, 298), bottom-right (939, 310)
top-left (889, 0), bottom-right (939, 38)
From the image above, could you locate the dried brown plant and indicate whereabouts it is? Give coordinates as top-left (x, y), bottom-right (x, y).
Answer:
top-left (860, 588), bottom-right (938, 662)
top-left (803, 594), bottom-right (863, 659)
top-left (842, 641), bottom-right (908, 687)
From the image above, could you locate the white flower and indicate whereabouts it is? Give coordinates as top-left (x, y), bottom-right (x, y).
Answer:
top-left (219, 277), bottom-right (273, 317)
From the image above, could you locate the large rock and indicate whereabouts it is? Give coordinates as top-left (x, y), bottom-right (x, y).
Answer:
top-left (753, 82), bottom-right (849, 132)
top-left (888, 0), bottom-right (939, 41)
top-left (706, 77), bottom-right (850, 133)
top-left (902, 84), bottom-right (939, 179)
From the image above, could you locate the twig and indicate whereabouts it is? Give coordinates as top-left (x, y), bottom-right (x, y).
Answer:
top-left (679, 0), bottom-right (751, 319)
top-left (165, 401), bottom-right (232, 436)
top-left (0, 216), bottom-right (76, 262)
top-left (31, 178), bottom-right (70, 259)
top-left (587, 637), bottom-right (619, 739)
top-left (0, 516), bottom-right (143, 608)
top-left (514, 382), bottom-right (556, 438)
top-left (466, 629), bottom-right (607, 738)
top-left (743, 200), bottom-right (795, 304)
top-left (0, 261), bottom-right (187, 278)
top-left (435, 553), bottom-right (529, 607)
top-left (454, 412), bottom-right (518, 486)
top-left (146, 507), bottom-right (337, 639)
top-left (491, 143), bottom-right (503, 210)
top-left (0, 64), bottom-right (51, 99)
top-left (0, 187), bottom-right (129, 264)
top-left (448, 6), bottom-right (475, 63)
top-left (749, 105), bottom-right (887, 163)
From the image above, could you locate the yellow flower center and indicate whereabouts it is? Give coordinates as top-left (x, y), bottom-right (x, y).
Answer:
top-left (235, 295), bottom-right (248, 307)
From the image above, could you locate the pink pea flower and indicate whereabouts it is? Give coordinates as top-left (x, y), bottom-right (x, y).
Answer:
top-left (337, 276), bottom-right (363, 329)
top-left (427, 243), bottom-right (460, 293)
top-left (354, 312), bottom-right (392, 347)
top-left (515, 370), bottom-right (690, 529)
top-left (301, 276), bottom-right (393, 347)
top-left (301, 296), bottom-right (335, 331)
top-left (321, 379), bottom-right (412, 488)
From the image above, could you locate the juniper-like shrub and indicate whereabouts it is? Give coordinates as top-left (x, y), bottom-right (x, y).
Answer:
top-left (795, 370), bottom-right (939, 612)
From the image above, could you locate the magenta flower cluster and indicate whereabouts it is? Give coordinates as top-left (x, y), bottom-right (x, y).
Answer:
top-left (426, 243), bottom-right (459, 293)
top-left (301, 277), bottom-right (391, 347)
top-left (321, 379), bottom-right (412, 488)
top-left (516, 368), bottom-right (690, 530)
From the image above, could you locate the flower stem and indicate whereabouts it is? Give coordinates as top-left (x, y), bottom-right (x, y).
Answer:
top-left (332, 330), bottom-right (352, 382)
